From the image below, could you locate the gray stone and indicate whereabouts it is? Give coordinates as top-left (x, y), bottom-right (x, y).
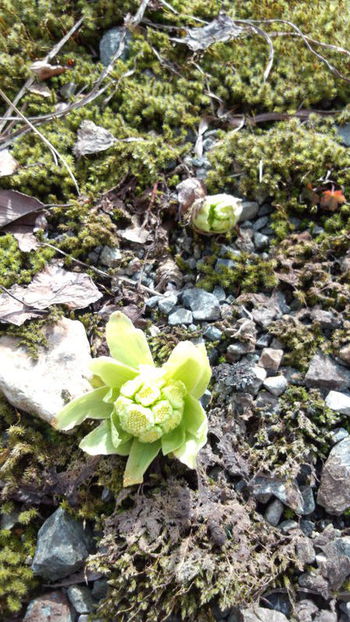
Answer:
top-left (256, 334), bottom-right (272, 349)
top-left (238, 201), bottom-right (259, 222)
top-left (296, 536), bottom-right (316, 564)
top-left (158, 293), bottom-right (178, 314)
top-left (241, 606), bottom-right (288, 622)
top-left (146, 295), bottom-right (160, 309)
top-left (263, 375), bottom-right (288, 396)
top-left (258, 203), bottom-right (274, 216)
top-left (24, 591), bottom-right (74, 622)
top-left (259, 348), bottom-right (284, 372)
top-left (318, 437), bottom-right (350, 514)
top-left (226, 342), bottom-right (254, 362)
top-left (250, 476), bottom-right (305, 514)
top-left (253, 216), bottom-right (269, 231)
top-left (91, 578), bottom-right (108, 600)
top-left (182, 288), bottom-right (221, 321)
top-left (252, 307), bottom-right (277, 328)
top-left (254, 232), bottom-right (269, 250)
top-left (200, 390), bottom-right (212, 409)
top-left (229, 362), bottom-right (266, 395)
top-left (310, 308), bottom-right (340, 329)
top-left (331, 427), bottom-right (349, 445)
top-left (325, 390), bottom-right (350, 415)
top-left (0, 319), bottom-right (92, 426)
top-left (279, 520), bottom-right (299, 533)
top-left (336, 123), bottom-right (350, 146)
top-left (31, 508), bottom-right (93, 580)
top-left (99, 27), bottom-right (132, 66)
top-left (300, 486), bottom-right (315, 515)
top-left (212, 285), bottom-right (226, 302)
top-left (203, 326), bottom-right (222, 341)
top-left (67, 585), bottom-right (94, 614)
top-left (264, 498), bottom-right (284, 526)
top-left (168, 308), bottom-right (193, 325)
top-left (305, 352), bottom-right (350, 391)
top-left (99, 245), bottom-right (122, 267)
top-left (1, 510), bottom-right (18, 530)
top-left (300, 520), bottom-right (315, 536)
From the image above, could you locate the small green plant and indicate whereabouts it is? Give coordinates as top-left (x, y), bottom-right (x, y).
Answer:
top-left (191, 194), bottom-right (243, 234)
top-left (55, 312), bottom-right (211, 487)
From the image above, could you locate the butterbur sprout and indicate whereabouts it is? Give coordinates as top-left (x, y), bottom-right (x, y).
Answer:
top-left (54, 312), bottom-right (211, 487)
top-left (191, 193), bottom-right (243, 234)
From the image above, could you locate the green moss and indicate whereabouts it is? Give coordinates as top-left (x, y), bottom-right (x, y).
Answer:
top-left (197, 251), bottom-right (278, 293)
top-left (268, 317), bottom-right (324, 371)
top-left (249, 386), bottom-right (338, 478)
top-left (0, 234), bottom-right (55, 289)
top-left (207, 117), bottom-right (350, 211)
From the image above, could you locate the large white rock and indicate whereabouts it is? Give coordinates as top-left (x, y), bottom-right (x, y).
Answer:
top-left (0, 318), bottom-right (92, 425)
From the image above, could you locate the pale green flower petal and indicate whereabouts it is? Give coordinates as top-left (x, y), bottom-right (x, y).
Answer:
top-left (106, 312), bottom-right (154, 369)
top-left (123, 438), bottom-right (161, 486)
top-left (90, 356), bottom-right (137, 388)
top-left (79, 420), bottom-right (121, 455)
top-left (162, 341), bottom-right (211, 398)
top-left (111, 410), bottom-right (132, 447)
top-left (172, 433), bottom-right (205, 470)
top-left (54, 387), bottom-right (112, 431)
top-left (182, 395), bottom-right (208, 439)
top-left (161, 425), bottom-right (186, 456)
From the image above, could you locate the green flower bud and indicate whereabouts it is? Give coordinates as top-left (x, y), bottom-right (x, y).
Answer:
top-left (115, 373), bottom-right (186, 443)
top-left (191, 193), bottom-right (243, 234)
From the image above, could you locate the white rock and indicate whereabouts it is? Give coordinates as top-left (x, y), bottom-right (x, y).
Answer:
top-left (325, 390), bottom-right (350, 415)
top-left (263, 374), bottom-right (288, 396)
top-left (0, 318), bottom-right (92, 425)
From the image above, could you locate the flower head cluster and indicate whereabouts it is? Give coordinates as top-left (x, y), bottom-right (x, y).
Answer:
top-left (191, 193), bottom-right (242, 234)
top-left (55, 312), bottom-right (211, 487)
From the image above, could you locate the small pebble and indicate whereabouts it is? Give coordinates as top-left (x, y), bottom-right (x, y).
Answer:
top-left (168, 308), bottom-right (193, 325)
top-left (263, 375), bottom-right (288, 396)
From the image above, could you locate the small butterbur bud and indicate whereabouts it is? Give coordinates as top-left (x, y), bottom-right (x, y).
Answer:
top-left (54, 312), bottom-right (211, 487)
top-left (191, 193), bottom-right (243, 234)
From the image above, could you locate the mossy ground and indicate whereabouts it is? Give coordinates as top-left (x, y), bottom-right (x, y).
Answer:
top-left (1, 0), bottom-right (350, 619)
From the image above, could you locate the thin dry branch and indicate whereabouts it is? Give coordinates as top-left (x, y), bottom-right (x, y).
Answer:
top-left (0, 88), bottom-right (80, 194)
top-left (0, 17), bottom-right (84, 135)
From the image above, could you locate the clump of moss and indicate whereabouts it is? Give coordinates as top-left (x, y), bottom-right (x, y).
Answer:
top-left (207, 117), bottom-right (350, 210)
top-left (197, 251), bottom-right (278, 293)
top-left (0, 308), bottom-right (64, 360)
top-left (268, 317), bottom-right (324, 371)
top-left (249, 386), bottom-right (338, 479)
top-left (0, 508), bottom-right (39, 615)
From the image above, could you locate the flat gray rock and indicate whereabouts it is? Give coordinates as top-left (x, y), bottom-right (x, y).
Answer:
top-left (67, 585), bottom-right (94, 614)
top-left (238, 201), bottom-right (259, 222)
top-left (305, 352), bottom-right (350, 391)
top-left (250, 476), bottom-right (305, 514)
top-left (317, 437), bottom-right (350, 514)
top-left (0, 318), bottom-right (92, 425)
top-left (24, 591), bottom-right (74, 622)
top-left (99, 27), bottom-right (132, 66)
top-left (168, 307), bottom-right (193, 325)
top-left (31, 507), bottom-right (93, 580)
top-left (241, 606), bottom-right (288, 622)
top-left (326, 390), bottom-right (350, 415)
top-left (182, 288), bottom-right (221, 321)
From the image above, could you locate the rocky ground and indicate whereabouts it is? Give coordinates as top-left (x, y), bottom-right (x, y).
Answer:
top-left (2, 1), bottom-right (350, 621)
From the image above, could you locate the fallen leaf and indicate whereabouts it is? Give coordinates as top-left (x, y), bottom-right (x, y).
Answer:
top-left (0, 264), bottom-right (102, 325)
top-left (173, 13), bottom-right (244, 52)
top-left (0, 149), bottom-right (18, 177)
top-left (0, 190), bottom-right (44, 228)
top-left (176, 178), bottom-right (206, 212)
top-left (30, 60), bottom-right (67, 80)
top-left (320, 189), bottom-right (346, 211)
top-left (27, 82), bottom-right (52, 97)
top-left (4, 213), bottom-right (47, 252)
top-left (118, 215), bottom-right (150, 244)
top-left (73, 120), bottom-right (116, 157)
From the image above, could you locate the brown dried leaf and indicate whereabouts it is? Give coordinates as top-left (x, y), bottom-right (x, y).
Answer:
top-left (156, 257), bottom-right (183, 291)
top-left (0, 190), bottom-right (44, 228)
top-left (0, 149), bottom-right (18, 177)
top-left (27, 81), bottom-right (52, 97)
top-left (0, 264), bottom-right (102, 325)
top-left (30, 60), bottom-right (67, 80)
top-left (176, 178), bottom-right (206, 212)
